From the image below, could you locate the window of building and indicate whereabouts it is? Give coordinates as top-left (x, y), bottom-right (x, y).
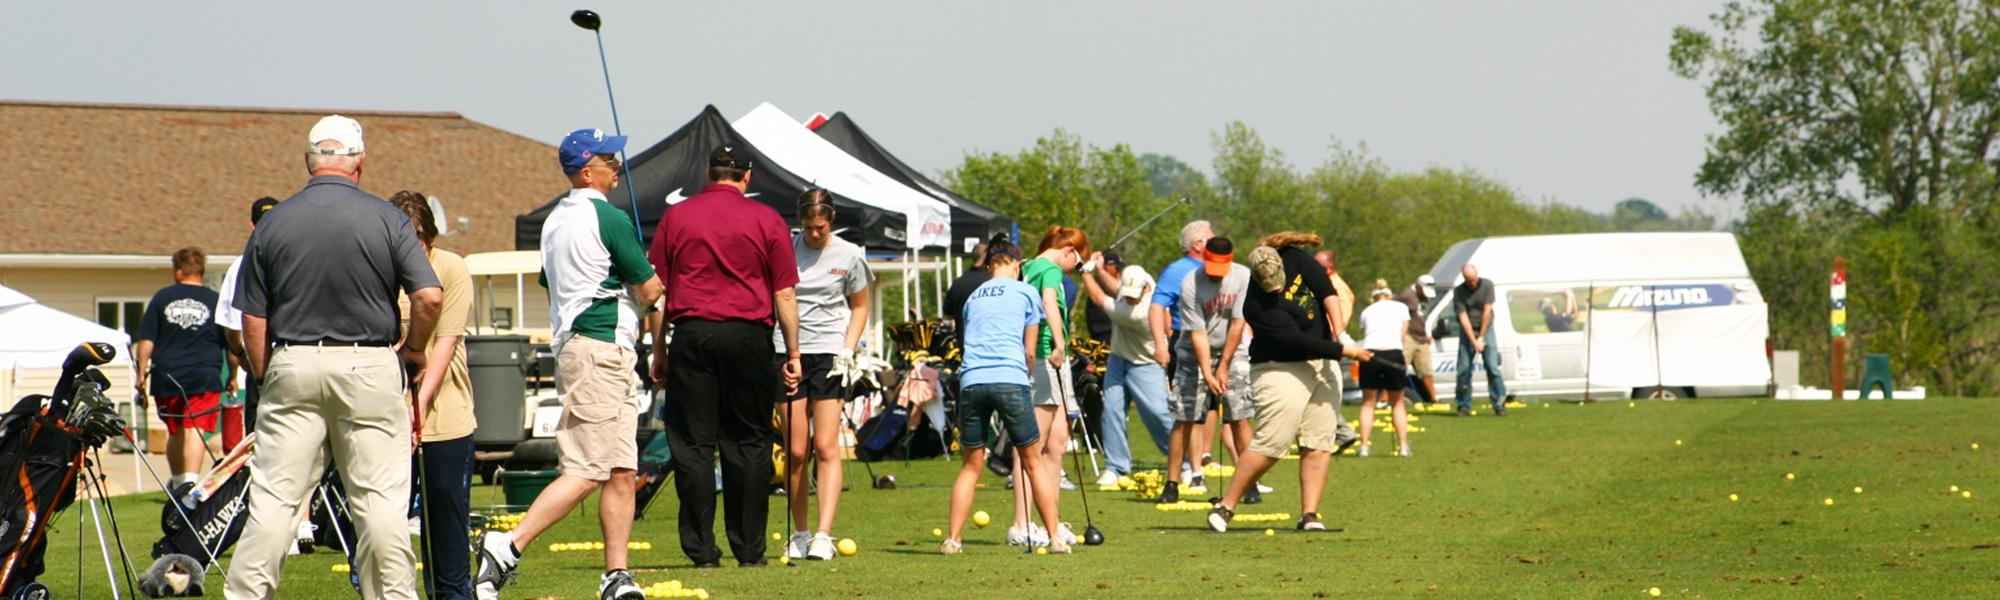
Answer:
top-left (96, 298), bottom-right (147, 337)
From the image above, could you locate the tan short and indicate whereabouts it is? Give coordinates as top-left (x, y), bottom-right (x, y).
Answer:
top-left (555, 336), bottom-right (639, 481)
top-left (1403, 334), bottom-right (1434, 377)
top-left (1247, 360), bottom-right (1343, 459)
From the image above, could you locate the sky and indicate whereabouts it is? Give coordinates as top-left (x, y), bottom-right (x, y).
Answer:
top-left (2, 0), bottom-right (1735, 216)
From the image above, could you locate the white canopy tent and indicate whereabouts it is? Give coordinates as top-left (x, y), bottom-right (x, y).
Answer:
top-left (0, 284), bottom-right (131, 370)
top-left (731, 102), bottom-right (954, 250)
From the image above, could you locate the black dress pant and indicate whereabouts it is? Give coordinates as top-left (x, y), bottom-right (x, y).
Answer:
top-left (662, 319), bottom-right (779, 565)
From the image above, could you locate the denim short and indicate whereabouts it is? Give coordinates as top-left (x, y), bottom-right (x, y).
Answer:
top-left (957, 383), bottom-right (1041, 450)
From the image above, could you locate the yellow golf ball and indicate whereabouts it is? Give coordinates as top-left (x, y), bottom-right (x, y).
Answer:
top-left (1823, 498), bottom-right (1834, 506)
top-left (779, 555), bottom-right (791, 565)
top-left (331, 564), bottom-right (350, 573)
top-left (972, 511), bottom-right (991, 528)
top-left (837, 538), bottom-right (858, 556)
top-left (1264, 529), bottom-right (1275, 536)
top-left (1034, 547), bottom-right (1048, 555)
top-left (771, 532), bottom-right (782, 541)
top-left (1951, 485), bottom-right (1961, 492)
top-left (931, 528), bottom-right (943, 537)
top-left (1964, 491), bottom-right (1974, 499)
top-left (1784, 472), bottom-right (1795, 480)
top-left (697, 590), bottom-right (710, 600)
top-left (1648, 587), bottom-right (1661, 597)
top-left (1973, 443), bottom-right (1981, 450)
top-left (1673, 439), bottom-right (1682, 446)
top-left (1853, 486), bottom-right (1863, 494)
top-left (1728, 494), bottom-right (1739, 502)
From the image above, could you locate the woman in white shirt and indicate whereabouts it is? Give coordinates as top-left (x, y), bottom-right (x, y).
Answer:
top-left (1357, 279), bottom-right (1412, 457)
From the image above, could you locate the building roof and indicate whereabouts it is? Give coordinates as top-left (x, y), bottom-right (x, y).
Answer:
top-left (0, 100), bottom-right (563, 257)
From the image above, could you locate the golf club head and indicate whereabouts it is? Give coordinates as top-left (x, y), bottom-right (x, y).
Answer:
top-left (570, 9), bottom-right (602, 31)
top-left (1083, 525), bottom-right (1104, 546)
top-left (874, 474), bottom-right (897, 490)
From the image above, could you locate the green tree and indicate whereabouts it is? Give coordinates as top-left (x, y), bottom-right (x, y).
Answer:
top-left (1672, 0), bottom-right (2000, 394)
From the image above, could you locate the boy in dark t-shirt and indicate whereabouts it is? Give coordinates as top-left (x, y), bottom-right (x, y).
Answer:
top-left (134, 247), bottom-right (231, 488)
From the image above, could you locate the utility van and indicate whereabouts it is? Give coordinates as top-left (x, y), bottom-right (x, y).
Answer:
top-left (1417, 232), bottom-right (1771, 400)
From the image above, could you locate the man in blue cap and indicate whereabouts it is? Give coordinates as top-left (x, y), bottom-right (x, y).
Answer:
top-left (476, 128), bottom-right (661, 600)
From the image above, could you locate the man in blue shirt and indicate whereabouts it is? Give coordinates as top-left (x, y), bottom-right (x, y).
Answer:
top-left (1148, 220), bottom-right (1212, 487)
top-left (942, 238), bottom-right (1071, 556)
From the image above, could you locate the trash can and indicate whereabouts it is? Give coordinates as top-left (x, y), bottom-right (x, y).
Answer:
top-left (1860, 353), bottom-right (1894, 400)
top-left (468, 334), bottom-right (531, 446)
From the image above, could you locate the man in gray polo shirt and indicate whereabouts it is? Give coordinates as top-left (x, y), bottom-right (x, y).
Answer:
top-left (227, 115), bottom-right (442, 600)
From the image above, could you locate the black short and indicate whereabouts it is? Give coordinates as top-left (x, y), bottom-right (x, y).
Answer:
top-left (777, 354), bottom-right (846, 401)
top-left (1359, 350), bottom-right (1407, 390)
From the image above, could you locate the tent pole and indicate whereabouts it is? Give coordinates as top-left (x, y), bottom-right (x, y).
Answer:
top-left (914, 249), bottom-right (925, 320)
top-left (1649, 284), bottom-right (1663, 398)
top-left (1583, 281), bottom-right (1594, 402)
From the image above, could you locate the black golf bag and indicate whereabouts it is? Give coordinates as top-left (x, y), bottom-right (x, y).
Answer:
top-left (143, 435), bottom-right (360, 598)
top-left (0, 343), bottom-right (126, 599)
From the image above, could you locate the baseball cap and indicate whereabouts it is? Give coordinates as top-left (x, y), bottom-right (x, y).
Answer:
top-left (709, 145), bottom-right (755, 170)
top-left (307, 115), bottom-right (364, 155)
top-left (1250, 246), bottom-right (1284, 293)
top-left (1202, 236), bottom-right (1236, 278)
top-left (1417, 274), bottom-right (1437, 299)
top-left (559, 128), bottom-right (628, 174)
top-left (249, 196), bottom-right (279, 225)
top-left (1116, 265), bottom-right (1154, 300)
top-left (1099, 250), bottom-right (1126, 271)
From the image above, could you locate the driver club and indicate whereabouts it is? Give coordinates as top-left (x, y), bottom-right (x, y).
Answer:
top-left (1057, 365), bottom-right (1104, 545)
top-left (568, 8), bottom-right (645, 242)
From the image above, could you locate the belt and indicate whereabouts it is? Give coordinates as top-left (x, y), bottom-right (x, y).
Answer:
top-left (275, 339), bottom-right (392, 348)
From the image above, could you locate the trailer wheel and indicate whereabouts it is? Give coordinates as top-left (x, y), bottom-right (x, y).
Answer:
top-left (507, 438), bottom-right (562, 469)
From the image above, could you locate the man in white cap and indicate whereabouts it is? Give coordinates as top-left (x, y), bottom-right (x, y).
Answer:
top-left (1397, 274), bottom-right (1439, 405)
top-left (227, 115), bottom-right (441, 600)
top-left (1077, 251), bottom-right (1171, 487)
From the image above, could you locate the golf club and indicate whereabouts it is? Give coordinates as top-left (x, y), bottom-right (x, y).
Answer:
top-left (409, 386), bottom-right (435, 595)
top-left (1102, 196), bottom-right (1192, 252)
top-left (1055, 364), bottom-right (1103, 545)
top-left (569, 8), bottom-right (645, 242)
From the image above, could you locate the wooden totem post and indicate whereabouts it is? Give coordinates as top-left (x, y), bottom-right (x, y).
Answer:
top-left (1830, 257), bottom-right (1847, 400)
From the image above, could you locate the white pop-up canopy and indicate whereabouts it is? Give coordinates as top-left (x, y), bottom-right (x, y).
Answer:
top-left (731, 102), bottom-right (953, 249)
top-left (0, 284), bottom-right (131, 369)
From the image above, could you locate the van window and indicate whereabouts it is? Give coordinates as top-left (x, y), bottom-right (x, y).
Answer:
top-left (1507, 287), bottom-right (1590, 334)
top-left (1431, 293), bottom-right (1458, 340)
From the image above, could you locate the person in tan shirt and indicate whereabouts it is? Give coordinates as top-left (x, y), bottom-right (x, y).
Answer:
top-left (390, 191), bottom-right (477, 600)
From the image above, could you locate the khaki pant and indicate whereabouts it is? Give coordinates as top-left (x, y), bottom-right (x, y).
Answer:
top-left (226, 346), bottom-right (414, 600)
top-left (1248, 360), bottom-right (1343, 459)
top-left (1403, 334), bottom-right (1434, 376)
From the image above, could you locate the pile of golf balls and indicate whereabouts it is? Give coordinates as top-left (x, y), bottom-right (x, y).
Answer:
top-left (644, 580), bottom-right (709, 599)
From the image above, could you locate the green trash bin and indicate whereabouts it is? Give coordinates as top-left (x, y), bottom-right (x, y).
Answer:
top-left (1859, 353), bottom-right (1894, 400)
top-left (499, 469), bottom-right (560, 506)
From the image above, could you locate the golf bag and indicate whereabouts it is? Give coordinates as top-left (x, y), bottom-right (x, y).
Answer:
top-left (151, 435), bottom-right (255, 570)
top-left (0, 343), bottom-right (126, 599)
top-left (633, 429), bottom-right (672, 520)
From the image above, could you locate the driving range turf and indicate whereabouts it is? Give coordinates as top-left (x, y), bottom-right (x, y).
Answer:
top-left (46, 397), bottom-right (2000, 598)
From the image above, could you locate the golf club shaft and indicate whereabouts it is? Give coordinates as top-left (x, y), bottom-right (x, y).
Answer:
top-left (117, 427), bottom-right (226, 572)
top-left (590, 29), bottom-right (645, 242)
top-left (411, 391), bottom-right (434, 591)
top-left (1104, 197), bottom-right (1190, 251)
top-left (1058, 366), bottom-right (1094, 528)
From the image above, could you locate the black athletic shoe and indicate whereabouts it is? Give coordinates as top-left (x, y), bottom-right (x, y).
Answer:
top-left (598, 569), bottom-right (643, 600)
top-left (1206, 505), bottom-right (1235, 532)
top-left (1493, 404), bottom-right (1508, 417)
top-left (1242, 485), bottom-right (1263, 505)
top-left (1297, 512), bottom-right (1328, 531)
top-left (692, 562), bottom-right (721, 569)
top-left (1333, 435), bottom-right (1360, 457)
top-left (1155, 481), bottom-right (1180, 504)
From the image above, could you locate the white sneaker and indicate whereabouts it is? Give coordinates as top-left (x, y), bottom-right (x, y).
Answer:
top-left (1358, 445), bottom-right (1371, 458)
top-left (1055, 523), bottom-right (1078, 546)
top-left (473, 531), bottom-right (520, 600)
top-left (598, 569), bottom-right (644, 600)
top-left (1397, 445), bottom-right (1412, 457)
top-left (786, 531), bottom-right (811, 559)
top-left (1256, 482), bottom-right (1275, 494)
top-left (1027, 524), bottom-right (1050, 548)
top-left (1094, 470), bottom-right (1121, 487)
top-left (1005, 526), bottom-right (1031, 546)
top-left (806, 532), bottom-right (837, 561)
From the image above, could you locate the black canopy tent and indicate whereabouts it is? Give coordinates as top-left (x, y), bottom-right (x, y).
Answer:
top-left (811, 112), bottom-right (1015, 244)
top-left (515, 105), bottom-right (899, 251)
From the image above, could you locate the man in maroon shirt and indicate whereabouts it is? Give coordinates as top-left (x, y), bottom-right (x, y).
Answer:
top-left (648, 146), bottom-right (803, 567)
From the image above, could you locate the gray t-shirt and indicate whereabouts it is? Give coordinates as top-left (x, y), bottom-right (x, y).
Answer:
top-left (1453, 277), bottom-right (1497, 335)
top-left (773, 235), bottom-right (872, 355)
top-left (235, 176), bottom-right (439, 344)
top-left (1177, 263), bottom-right (1249, 353)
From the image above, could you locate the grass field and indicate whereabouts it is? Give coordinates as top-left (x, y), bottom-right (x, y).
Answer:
top-left (38, 397), bottom-right (2000, 598)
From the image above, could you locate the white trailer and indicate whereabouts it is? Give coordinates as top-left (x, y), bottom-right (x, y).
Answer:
top-left (1418, 232), bottom-right (1772, 400)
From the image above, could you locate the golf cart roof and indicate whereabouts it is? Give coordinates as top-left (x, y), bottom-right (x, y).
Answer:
top-left (464, 250), bottom-right (542, 277)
